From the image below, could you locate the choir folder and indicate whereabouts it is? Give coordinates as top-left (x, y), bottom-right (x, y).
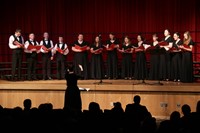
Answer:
top-left (27, 44), bottom-right (42, 51)
top-left (75, 44), bottom-right (88, 51)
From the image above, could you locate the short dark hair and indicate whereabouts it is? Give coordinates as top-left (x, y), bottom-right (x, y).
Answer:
top-left (152, 33), bottom-right (158, 37)
top-left (67, 64), bottom-right (74, 72)
top-left (23, 99), bottom-right (32, 109)
top-left (165, 29), bottom-right (171, 34)
top-left (109, 32), bottom-right (114, 36)
top-left (174, 32), bottom-right (180, 37)
top-left (15, 28), bottom-right (21, 33)
top-left (133, 95), bottom-right (141, 104)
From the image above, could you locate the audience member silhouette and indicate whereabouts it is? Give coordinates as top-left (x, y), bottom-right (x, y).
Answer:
top-left (111, 102), bottom-right (124, 114)
top-left (88, 102), bottom-right (102, 115)
top-left (110, 102), bottom-right (125, 133)
top-left (125, 95), bottom-right (149, 120)
top-left (190, 100), bottom-right (200, 133)
top-left (196, 100), bottom-right (200, 113)
top-left (124, 95), bottom-right (149, 133)
top-left (180, 104), bottom-right (192, 133)
top-left (23, 98), bottom-right (32, 111)
top-left (83, 102), bottom-right (104, 133)
top-left (158, 111), bottom-right (182, 133)
top-left (140, 112), bottom-right (157, 133)
top-left (1, 95), bottom-right (200, 133)
top-left (64, 64), bottom-right (82, 113)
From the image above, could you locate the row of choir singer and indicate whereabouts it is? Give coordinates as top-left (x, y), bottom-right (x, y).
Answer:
top-left (8, 29), bottom-right (194, 83)
top-left (71, 30), bottom-right (194, 83)
top-left (9, 30), bottom-right (69, 80)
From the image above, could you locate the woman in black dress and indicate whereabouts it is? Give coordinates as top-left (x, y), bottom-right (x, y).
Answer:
top-left (159, 29), bottom-right (173, 81)
top-left (179, 31), bottom-right (194, 83)
top-left (133, 34), bottom-right (147, 81)
top-left (170, 32), bottom-right (183, 82)
top-left (105, 33), bottom-right (120, 79)
top-left (90, 35), bottom-right (104, 79)
top-left (72, 34), bottom-right (90, 79)
top-left (119, 36), bottom-right (133, 79)
top-left (149, 34), bottom-right (160, 80)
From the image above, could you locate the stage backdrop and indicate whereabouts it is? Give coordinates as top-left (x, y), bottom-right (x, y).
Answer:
top-left (0, 0), bottom-right (200, 62)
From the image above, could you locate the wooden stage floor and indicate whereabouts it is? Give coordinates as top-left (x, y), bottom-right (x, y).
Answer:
top-left (0, 79), bottom-right (200, 119)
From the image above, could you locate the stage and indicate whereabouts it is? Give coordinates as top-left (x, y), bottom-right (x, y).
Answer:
top-left (0, 79), bottom-right (200, 119)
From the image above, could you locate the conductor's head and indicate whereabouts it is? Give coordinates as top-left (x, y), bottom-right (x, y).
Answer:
top-left (67, 64), bottom-right (74, 73)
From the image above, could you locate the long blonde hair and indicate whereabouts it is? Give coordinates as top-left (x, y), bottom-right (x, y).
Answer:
top-left (183, 31), bottom-right (192, 45)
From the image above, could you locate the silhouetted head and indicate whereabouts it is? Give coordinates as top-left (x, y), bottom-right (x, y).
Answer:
top-left (38, 103), bottom-right (53, 112)
top-left (0, 105), bottom-right (3, 110)
top-left (170, 111), bottom-right (180, 122)
top-left (67, 64), bottom-right (74, 73)
top-left (12, 106), bottom-right (23, 118)
top-left (23, 99), bottom-right (32, 110)
top-left (113, 102), bottom-right (122, 108)
top-left (112, 102), bottom-right (124, 113)
top-left (196, 100), bottom-right (200, 113)
top-left (88, 102), bottom-right (101, 114)
top-left (181, 104), bottom-right (191, 116)
top-left (133, 95), bottom-right (141, 104)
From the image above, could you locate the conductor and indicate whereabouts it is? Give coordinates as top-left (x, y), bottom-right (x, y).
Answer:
top-left (64, 64), bottom-right (83, 113)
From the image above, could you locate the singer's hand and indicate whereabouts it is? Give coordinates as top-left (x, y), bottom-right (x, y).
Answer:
top-left (32, 49), bottom-right (36, 52)
top-left (179, 45), bottom-right (183, 48)
top-left (86, 47), bottom-right (90, 50)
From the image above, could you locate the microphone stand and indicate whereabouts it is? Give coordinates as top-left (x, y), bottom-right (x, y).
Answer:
top-left (133, 79), bottom-right (151, 85)
top-left (93, 78), bottom-right (112, 85)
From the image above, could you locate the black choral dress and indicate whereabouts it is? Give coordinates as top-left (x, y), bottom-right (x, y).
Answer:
top-left (90, 43), bottom-right (104, 79)
top-left (133, 42), bottom-right (147, 80)
top-left (180, 40), bottom-right (194, 83)
top-left (72, 41), bottom-right (89, 79)
top-left (171, 39), bottom-right (183, 81)
top-left (121, 44), bottom-right (133, 79)
top-left (148, 42), bottom-right (160, 80)
top-left (159, 36), bottom-right (173, 80)
top-left (106, 39), bottom-right (120, 79)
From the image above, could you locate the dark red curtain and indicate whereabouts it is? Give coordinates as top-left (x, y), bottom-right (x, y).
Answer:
top-left (0, 0), bottom-right (199, 62)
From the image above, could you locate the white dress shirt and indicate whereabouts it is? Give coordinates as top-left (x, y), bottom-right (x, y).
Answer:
top-left (8, 35), bottom-right (24, 49)
top-left (53, 43), bottom-right (69, 55)
top-left (40, 39), bottom-right (54, 56)
top-left (24, 40), bottom-right (39, 53)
